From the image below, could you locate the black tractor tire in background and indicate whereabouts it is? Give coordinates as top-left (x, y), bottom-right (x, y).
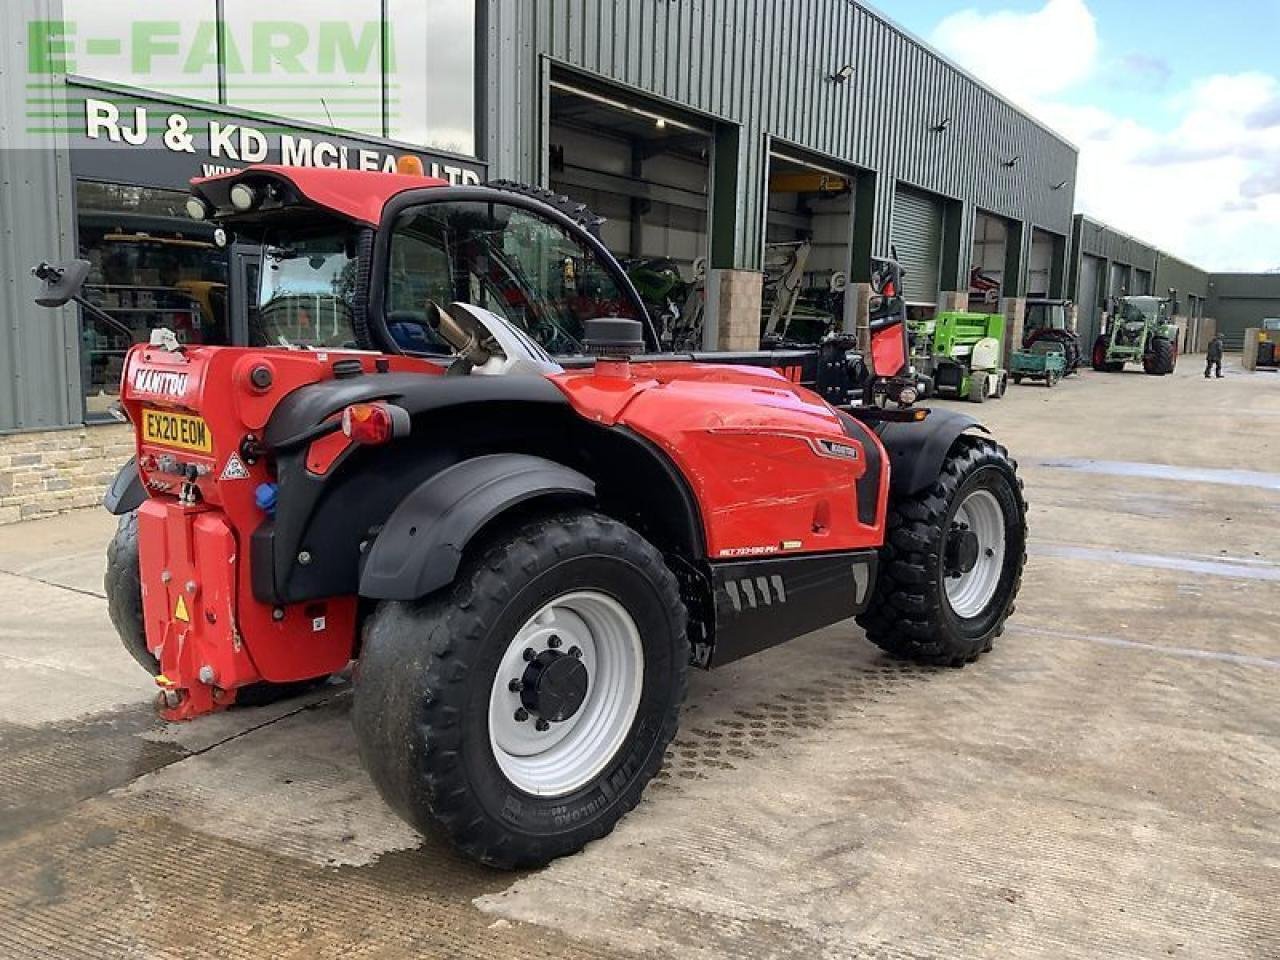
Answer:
top-left (1091, 337), bottom-right (1124, 372)
top-left (352, 510), bottom-right (688, 869)
top-left (1026, 328), bottom-right (1081, 374)
top-left (105, 510), bottom-right (329, 704)
top-left (1144, 336), bottom-right (1176, 376)
top-left (105, 511), bottom-right (158, 675)
top-left (856, 436), bottom-right (1027, 666)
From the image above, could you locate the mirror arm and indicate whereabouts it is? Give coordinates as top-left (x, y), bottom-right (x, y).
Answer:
top-left (72, 294), bottom-right (135, 340)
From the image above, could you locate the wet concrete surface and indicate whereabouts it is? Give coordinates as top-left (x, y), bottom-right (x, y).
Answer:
top-left (0, 356), bottom-right (1277, 958)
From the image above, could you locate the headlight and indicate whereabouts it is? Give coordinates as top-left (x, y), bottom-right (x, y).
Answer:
top-left (229, 183), bottom-right (258, 212)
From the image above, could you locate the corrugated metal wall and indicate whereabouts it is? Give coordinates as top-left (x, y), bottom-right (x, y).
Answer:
top-left (0, 0), bottom-right (80, 433)
top-left (1209, 272), bottom-right (1280, 342)
top-left (1154, 253), bottom-right (1210, 302)
top-left (1072, 216), bottom-right (1158, 274)
top-left (486, 0), bottom-right (1078, 269)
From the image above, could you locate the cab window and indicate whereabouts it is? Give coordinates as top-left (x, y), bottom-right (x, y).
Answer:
top-left (386, 200), bottom-right (637, 355)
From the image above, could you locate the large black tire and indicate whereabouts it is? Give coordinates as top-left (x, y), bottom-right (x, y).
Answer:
top-left (486, 180), bottom-right (606, 238)
top-left (1026, 328), bottom-right (1081, 374)
top-left (105, 511), bottom-right (157, 675)
top-left (104, 511), bottom-right (328, 705)
top-left (856, 436), bottom-right (1027, 666)
top-left (352, 510), bottom-right (688, 869)
top-left (1144, 336), bottom-right (1175, 376)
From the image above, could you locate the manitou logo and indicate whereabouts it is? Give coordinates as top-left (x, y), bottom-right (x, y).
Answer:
top-left (131, 368), bottom-right (189, 398)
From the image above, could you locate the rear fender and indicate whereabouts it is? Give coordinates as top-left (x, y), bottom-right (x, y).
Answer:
top-left (359, 454), bottom-right (595, 601)
top-left (876, 408), bottom-right (989, 497)
top-left (103, 457), bottom-right (147, 515)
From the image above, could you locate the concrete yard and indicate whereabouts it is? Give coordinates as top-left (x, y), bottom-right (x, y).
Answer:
top-left (1, 358), bottom-right (1277, 959)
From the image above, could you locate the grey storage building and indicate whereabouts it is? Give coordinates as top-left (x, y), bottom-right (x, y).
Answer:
top-left (1067, 215), bottom-right (1214, 353)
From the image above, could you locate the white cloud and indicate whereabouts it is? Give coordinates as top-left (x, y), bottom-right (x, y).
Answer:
top-left (932, 0), bottom-right (1098, 103)
top-left (929, 1), bottom-right (1280, 272)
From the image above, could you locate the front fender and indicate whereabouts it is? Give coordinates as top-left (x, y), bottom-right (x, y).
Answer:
top-left (876, 409), bottom-right (989, 497)
top-left (103, 457), bottom-right (147, 515)
top-left (358, 454), bottom-right (595, 601)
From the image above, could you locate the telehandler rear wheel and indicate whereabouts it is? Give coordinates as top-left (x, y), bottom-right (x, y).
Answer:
top-left (352, 510), bottom-right (688, 869)
top-left (856, 436), bottom-right (1026, 666)
top-left (105, 511), bottom-right (156, 675)
top-left (105, 511), bottom-right (327, 704)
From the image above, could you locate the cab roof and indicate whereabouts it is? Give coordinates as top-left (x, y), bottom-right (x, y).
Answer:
top-left (192, 164), bottom-right (451, 226)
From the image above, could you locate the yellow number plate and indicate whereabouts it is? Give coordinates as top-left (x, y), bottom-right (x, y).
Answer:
top-left (142, 409), bottom-right (212, 454)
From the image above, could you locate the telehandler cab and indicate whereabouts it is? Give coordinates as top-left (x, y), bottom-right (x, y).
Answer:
top-left (35, 164), bottom-right (1026, 868)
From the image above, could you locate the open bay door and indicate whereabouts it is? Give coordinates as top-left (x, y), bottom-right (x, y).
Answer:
top-left (547, 78), bottom-right (712, 351)
top-left (892, 186), bottom-right (943, 308)
top-left (762, 150), bottom-right (856, 345)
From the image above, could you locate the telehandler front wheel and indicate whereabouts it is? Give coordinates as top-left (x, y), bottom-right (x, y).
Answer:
top-left (857, 436), bottom-right (1027, 666)
top-left (352, 510), bottom-right (688, 869)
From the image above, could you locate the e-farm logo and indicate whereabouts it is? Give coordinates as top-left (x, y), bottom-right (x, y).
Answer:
top-left (28, 19), bottom-right (383, 82)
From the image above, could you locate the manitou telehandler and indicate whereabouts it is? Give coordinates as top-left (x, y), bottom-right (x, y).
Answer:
top-left (34, 164), bottom-right (1026, 869)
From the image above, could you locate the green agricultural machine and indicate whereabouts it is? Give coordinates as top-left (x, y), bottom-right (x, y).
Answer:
top-left (909, 310), bottom-right (1008, 403)
top-left (1090, 295), bottom-right (1179, 375)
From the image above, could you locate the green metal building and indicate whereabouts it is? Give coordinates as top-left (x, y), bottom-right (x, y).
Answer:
top-left (2, 0), bottom-right (1080, 440)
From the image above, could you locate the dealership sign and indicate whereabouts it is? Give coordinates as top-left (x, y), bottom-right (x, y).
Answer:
top-left (66, 84), bottom-right (485, 192)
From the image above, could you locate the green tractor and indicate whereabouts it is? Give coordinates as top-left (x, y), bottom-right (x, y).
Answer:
top-left (909, 310), bottom-right (1008, 403)
top-left (1090, 295), bottom-right (1179, 375)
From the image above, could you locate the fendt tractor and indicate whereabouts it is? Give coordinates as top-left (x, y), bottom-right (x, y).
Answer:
top-left (1091, 295), bottom-right (1179, 375)
top-left (34, 164), bottom-right (1026, 869)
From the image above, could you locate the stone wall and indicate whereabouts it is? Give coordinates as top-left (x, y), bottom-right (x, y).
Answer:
top-left (0, 424), bottom-right (132, 525)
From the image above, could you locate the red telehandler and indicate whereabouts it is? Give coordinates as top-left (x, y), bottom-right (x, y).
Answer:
top-left (34, 164), bottom-right (1025, 868)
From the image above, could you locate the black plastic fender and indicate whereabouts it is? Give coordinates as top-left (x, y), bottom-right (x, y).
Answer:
top-left (875, 409), bottom-right (990, 497)
top-left (103, 457), bottom-right (147, 515)
top-left (358, 453), bottom-right (595, 601)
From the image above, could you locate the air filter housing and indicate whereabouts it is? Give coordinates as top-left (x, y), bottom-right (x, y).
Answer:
top-left (584, 318), bottom-right (645, 359)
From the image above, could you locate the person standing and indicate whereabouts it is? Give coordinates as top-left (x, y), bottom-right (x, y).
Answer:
top-left (1205, 333), bottom-right (1224, 379)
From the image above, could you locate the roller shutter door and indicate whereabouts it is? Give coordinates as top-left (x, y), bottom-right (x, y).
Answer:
top-left (1078, 255), bottom-right (1103, 346)
top-left (892, 187), bottom-right (943, 305)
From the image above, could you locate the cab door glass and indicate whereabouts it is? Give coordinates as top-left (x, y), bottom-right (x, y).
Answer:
top-left (387, 200), bottom-right (636, 355)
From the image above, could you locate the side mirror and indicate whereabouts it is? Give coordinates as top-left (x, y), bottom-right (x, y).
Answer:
top-left (32, 259), bottom-right (91, 308)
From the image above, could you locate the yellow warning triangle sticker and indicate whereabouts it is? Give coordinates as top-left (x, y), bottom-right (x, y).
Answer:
top-left (174, 595), bottom-right (190, 622)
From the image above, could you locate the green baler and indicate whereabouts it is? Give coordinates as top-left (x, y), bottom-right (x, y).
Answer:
top-left (909, 311), bottom-right (1008, 403)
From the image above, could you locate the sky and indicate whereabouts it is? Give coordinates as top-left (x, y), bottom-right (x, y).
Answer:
top-left (888, 0), bottom-right (1280, 272)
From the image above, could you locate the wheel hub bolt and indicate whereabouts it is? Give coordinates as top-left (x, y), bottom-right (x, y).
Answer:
top-left (547, 635), bottom-right (562, 649)
top-left (514, 708), bottom-right (529, 722)
top-left (508, 678), bottom-right (524, 692)
top-left (535, 719), bottom-right (550, 732)
top-left (523, 648), bottom-right (536, 661)
top-left (568, 646), bottom-right (582, 659)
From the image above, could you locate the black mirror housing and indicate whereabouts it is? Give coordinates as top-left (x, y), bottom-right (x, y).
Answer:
top-left (32, 259), bottom-right (91, 308)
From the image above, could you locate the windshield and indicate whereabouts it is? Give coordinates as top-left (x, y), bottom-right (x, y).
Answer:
top-left (253, 229), bottom-right (360, 348)
top-left (1025, 303), bottom-right (1065, 332)
top-left (386, 200), bottom-right (638, 356)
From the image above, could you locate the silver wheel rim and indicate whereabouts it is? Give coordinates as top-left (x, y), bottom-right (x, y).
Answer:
top-left (488, 590), bottom-right (644, 798)
top-left (944, 489), bottom-right (1007, 619)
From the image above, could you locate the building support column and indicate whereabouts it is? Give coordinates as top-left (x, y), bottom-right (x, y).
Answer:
top-left (1000, 297), bottom-right (1027, 366)
top-left (705, 122), bottom-right (762, 350)
top-left (1000, 221), bottom-right (1027, 364)
top-left (846, 173), bottom-right (877, 354)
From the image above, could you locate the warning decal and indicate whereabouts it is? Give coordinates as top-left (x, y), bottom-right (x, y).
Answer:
top-left (220, 454), bottom-right (250, 480)
top-left (174, 595), bottom-right (190, 622)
